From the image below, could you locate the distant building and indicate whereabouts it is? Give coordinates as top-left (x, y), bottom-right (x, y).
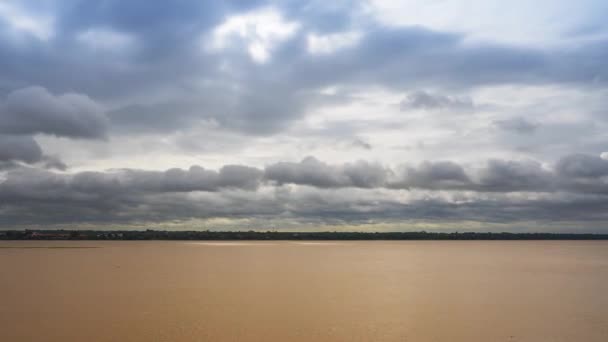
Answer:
top-left (28, 232), bottom-right (71, 239)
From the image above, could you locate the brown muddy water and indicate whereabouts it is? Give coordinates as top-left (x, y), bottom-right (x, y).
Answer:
top-left (1, 241), bottom-right (607, 341)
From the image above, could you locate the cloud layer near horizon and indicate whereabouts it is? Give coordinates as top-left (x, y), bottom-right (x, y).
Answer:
top-left (2, 154), bottom-right (608, 231)
top-left (0, 0), bottom-right (607, 231)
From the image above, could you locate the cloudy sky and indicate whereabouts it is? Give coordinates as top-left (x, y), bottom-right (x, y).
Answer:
top-left (0, 0), bottom-right (607, 232)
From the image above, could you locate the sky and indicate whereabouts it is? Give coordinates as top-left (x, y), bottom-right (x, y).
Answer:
top-left (0, 0), bottom-right (607, 232)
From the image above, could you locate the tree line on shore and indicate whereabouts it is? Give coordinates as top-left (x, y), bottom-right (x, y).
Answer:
top-left (1, 230), bottom-right (608, 240)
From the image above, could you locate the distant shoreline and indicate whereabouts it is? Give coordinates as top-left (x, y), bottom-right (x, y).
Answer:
top-left (2, 230), bottom-right (608, 241)
top-left (0, 246), bottom-right (101, 249)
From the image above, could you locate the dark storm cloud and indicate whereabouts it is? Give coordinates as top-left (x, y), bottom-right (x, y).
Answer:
top-left (400, 91), bottom-right (474, 111)
top-left (0, 135), bottom-right (65, 170)
top-left (0, 135), bottom-right (42, 164)
top-left (107, 103), bottom-right (199, 134)
top-left (0, 1), bottom-right (231, 97)
top-left (1, 1), bottom-right (607, 136)
top-left (285, 26), bottom-right (607, 91)
top-left (264, 157), bottom-right (548, 192)
top-left (392, 161), bottom-right (472, 190)
top-left (41, 155), bottom-right (67, 171)
top-left (264, 156), bottom-right (388, 188)
top-left (8, 164), bottom-right (263, 197)
top-left (1, 154), bottom-right (608, 227)
top-left (0, 86), bottom-right (108, 139)
top-left (107, 83), bottom-right (309, 135)
top-left (279, 189), bottom-right (608, 225)
top-left (54, 0), bottom-right (266, 37)
top-left (351, 138), bottom-right (372, 150)
top-left (1, 154), bottom-right (605, 199)
top-left (476, 159), bottom-right (554, 192)
top-left (494, 117), bottom-right (538, 134)
top-left (0, 164), bottom-right (264, 225)
top-left (1, 1), bottom-right (607, 230)
top-left (262, 155), bottom-right (608, 194)
top-left (394, 157), bottom-right (607, 194)
top-left (555, 153), bottom-right (608, 178)
top-left (2, 173), bottom-right (608, 228)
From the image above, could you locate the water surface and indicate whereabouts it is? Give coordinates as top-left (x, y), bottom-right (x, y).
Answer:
top-left (1, 241), bottom-right (607, 341)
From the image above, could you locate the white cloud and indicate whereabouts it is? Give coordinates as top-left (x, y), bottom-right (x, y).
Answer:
top-left (206, 7), bottom-right (299, 63)
top-left (601, 152), bottom-right (608, 160)
top-left (365, 0), bottom-right (605, 45)
top-left (0, 2), bottom-right (54, 41)
top-left (307, 31), bottom-right (361, 55)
